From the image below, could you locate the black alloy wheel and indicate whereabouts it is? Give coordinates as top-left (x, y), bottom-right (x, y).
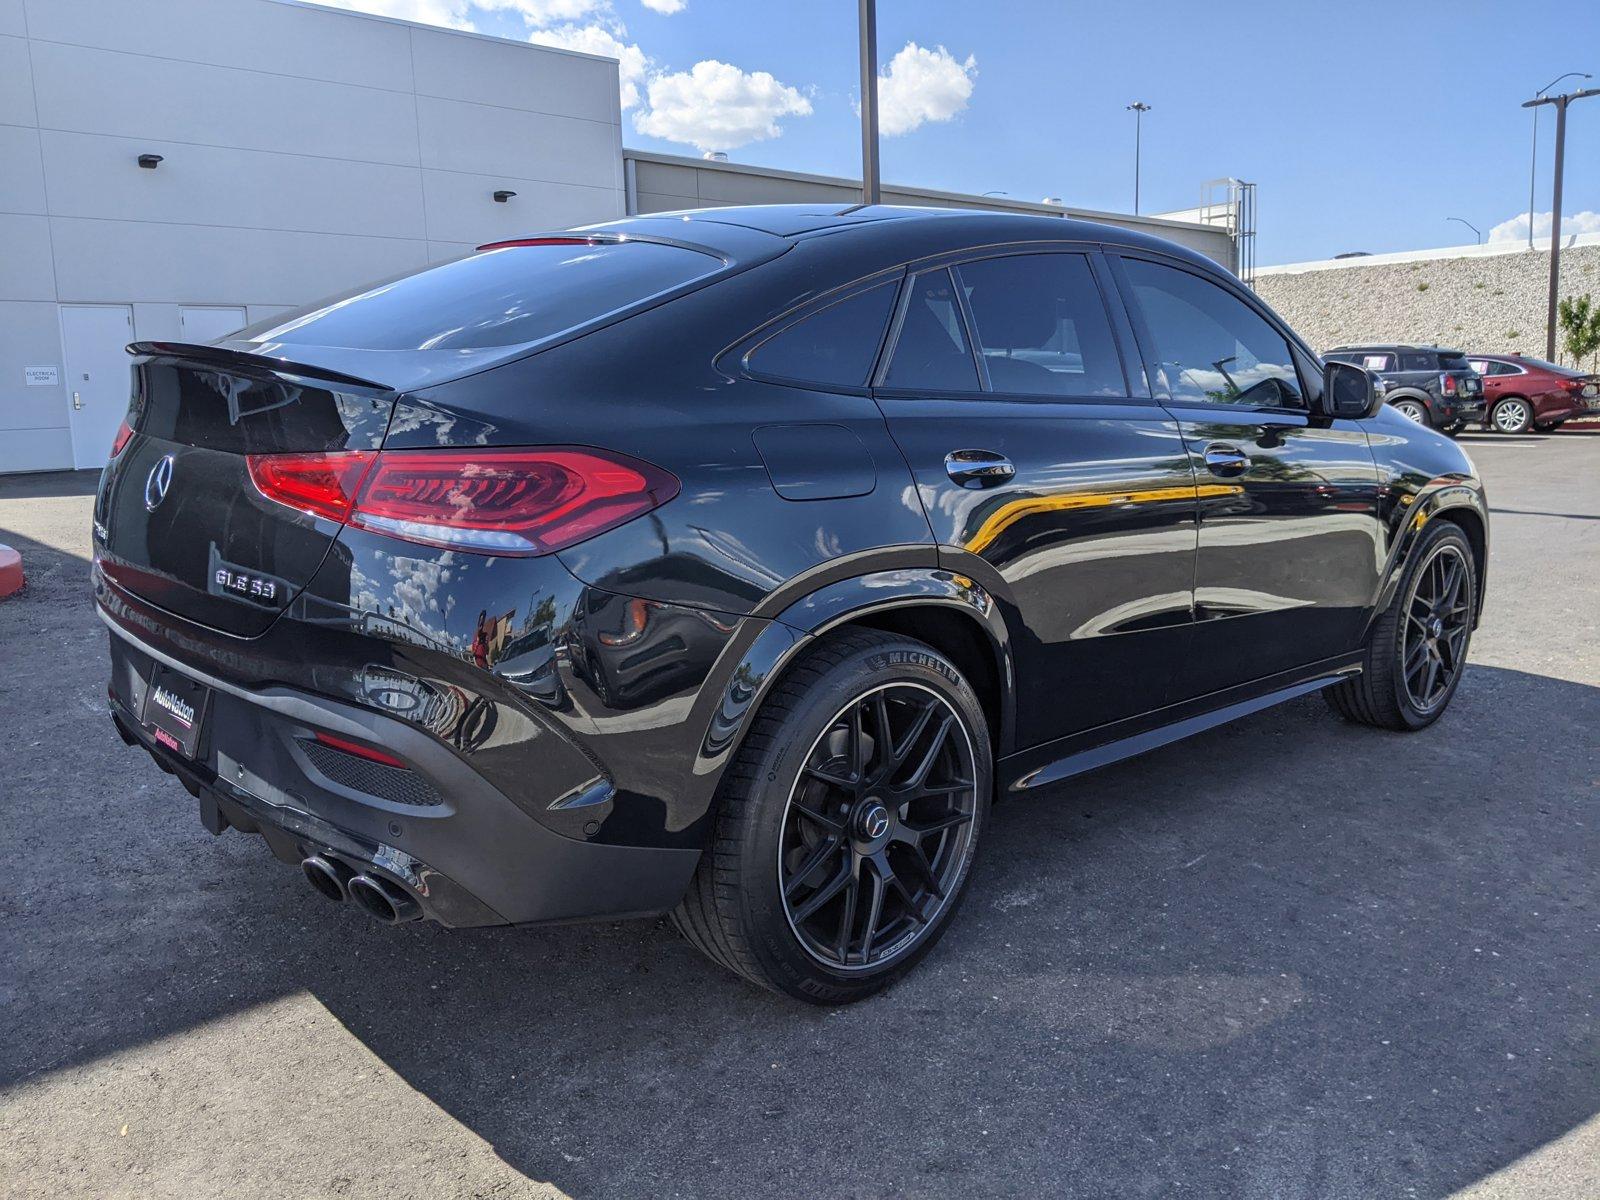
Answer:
top-left (1399, 541), bottom-right (1472, 715)
top-left (779, 682), bottom-right (978, 970)
top-left (1324, 520), bottom-right (1476, 731)
top-left (672, 629), bottom-right (991, 1004)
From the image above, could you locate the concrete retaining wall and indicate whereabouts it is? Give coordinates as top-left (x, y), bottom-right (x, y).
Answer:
top-left (1255, 236), bottom-right (1600, 365)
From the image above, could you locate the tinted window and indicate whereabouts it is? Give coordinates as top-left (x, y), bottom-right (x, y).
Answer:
top-left (1437, 352), bottom-right (1471, 371)
top-left (882, 269), bottom-right (980, 392)
top-left (1398, 352), bottom-right (1435, 371)
top-left (1123, 259), bottom-right (1303, 408)
top-left (242, 240), bottom-right (721, 351)
top-left (957, 254), bottom-right (1125, 397)
top-left (1359, 353), bottom-right (1395, 371)
top-left (745, 280), bottom-right (899, 388)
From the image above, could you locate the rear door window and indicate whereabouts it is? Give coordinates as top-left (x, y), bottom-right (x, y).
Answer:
top-left (881, 269), bottom-right (981, 392)
top-left (956, 253), bottom-right (1126, 398)
top-left (1359, 353), bottom-right (1395, 371)
top-left (241, 239), bottom-right (723, 351)
top-left (744, 279), bottom-right (899, 389)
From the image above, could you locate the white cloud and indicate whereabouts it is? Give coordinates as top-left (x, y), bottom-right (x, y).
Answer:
top-left (1488, 210), bottom-right (1600, 243)
top-left (876, 42), bottom-right (976, 137)
top-left (528, 23), bottom-right (651, 108)
top-left (633, 60), bottom-right (812, 152)
top-left (640, 0), bottom-right (685, 12)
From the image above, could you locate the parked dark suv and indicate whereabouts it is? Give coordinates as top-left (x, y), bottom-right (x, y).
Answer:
top-left (94, 207), bottom-right (1489, 1003)
top-left (1324, 344), bottom-right (1484, 434)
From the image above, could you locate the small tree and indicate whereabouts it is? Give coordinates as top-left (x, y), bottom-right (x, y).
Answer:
top-left (1557, 294), bottom-right (1600, 371)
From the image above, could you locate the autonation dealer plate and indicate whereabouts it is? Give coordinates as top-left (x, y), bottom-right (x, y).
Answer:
top-left (141, 664), bottom-right (212, 759)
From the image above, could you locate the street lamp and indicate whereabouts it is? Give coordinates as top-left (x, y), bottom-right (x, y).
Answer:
top-left (1446, 216), bottom-right (1482, 245)
top-left (1527, 72), bottom-right (1591, 249)
top-left (858, 0), bottom-right (880, 205)
top-left (1126, 101), bottom-right (1151, 214)
top-left (1522, 84), bottom-right (1600, 359)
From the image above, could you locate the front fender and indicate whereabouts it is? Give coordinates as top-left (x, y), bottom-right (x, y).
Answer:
top-left (1368, 473), bottom-right (1490, 631)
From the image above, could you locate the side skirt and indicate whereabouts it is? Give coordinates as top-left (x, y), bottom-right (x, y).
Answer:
top-left (1000, 653), bottom-right (1363, 794)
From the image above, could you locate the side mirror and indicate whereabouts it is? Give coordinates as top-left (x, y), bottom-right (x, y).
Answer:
top-left (1321, 360), bottom-right (1383, 419)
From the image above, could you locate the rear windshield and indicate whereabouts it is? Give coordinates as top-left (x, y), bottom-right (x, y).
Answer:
top-left (239, 240), bottom-right (722, 352)
top-left (1436, 352), bottom-right (1472, 371)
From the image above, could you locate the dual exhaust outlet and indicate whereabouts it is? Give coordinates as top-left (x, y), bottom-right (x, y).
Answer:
top-left (301, 853), bottom-right (421, 925)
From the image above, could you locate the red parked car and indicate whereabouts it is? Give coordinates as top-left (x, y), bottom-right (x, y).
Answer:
top-left (1466, 353), bottom-right (1599, 433)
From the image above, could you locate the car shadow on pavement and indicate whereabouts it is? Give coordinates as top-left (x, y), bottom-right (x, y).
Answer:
top-left (7, 606), bottom-right (1594, 1197)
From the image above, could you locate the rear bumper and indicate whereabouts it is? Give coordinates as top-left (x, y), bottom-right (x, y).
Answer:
top-left (105, 617), bottom-right (701, 928)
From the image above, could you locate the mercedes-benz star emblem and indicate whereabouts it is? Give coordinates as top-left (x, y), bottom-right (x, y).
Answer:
top-left (144, 454), bottom-right (175, 511)
top-left (861, 802), bottom-right (891, 840)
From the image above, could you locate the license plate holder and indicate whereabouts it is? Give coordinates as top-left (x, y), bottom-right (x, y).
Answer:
top-left (141, 664), bottom-right (212, 759)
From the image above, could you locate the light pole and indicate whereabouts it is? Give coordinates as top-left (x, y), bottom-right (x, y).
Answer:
top-left (1126, 102), bottom-right (1151, 214)
top-left (1527, 72), bottom-right (1591, 249)
top-left (1523, 85), bottom-right (1600, 359)
top-left (858, 0), bottom-right (880, 205)
top-left (1446, 217), bottom-right (1482, 245)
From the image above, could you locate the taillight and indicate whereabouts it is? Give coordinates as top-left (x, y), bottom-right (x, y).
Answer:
top-left (110, 419), bottom-right (135, 458)
top-left (1559, 378), bottom-right (1583, 393)
top-left (1440, 373), bottom-right (1458, 397)
top-left (247, 450), bottom-right (377, 523)
top-left (248, 446), bottom-right (677, 556)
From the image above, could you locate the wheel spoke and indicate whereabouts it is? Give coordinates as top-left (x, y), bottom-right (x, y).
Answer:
top-left (898, 842), bottom-right (945, 900)
top-left (784, 835), bottom-right (842, 899)
top-left (1421, 653), bottom-right (1441, 702)
top-left (889, 698), bottom-right (936, 772)
top-left (804, 763), bottom-right (855, 791)
top-left (833, 863), bottom-right (860, 961)
top-left (791, 792), bottom-right (846, 833)
top-left (790, 857), bottom-right (853, 924)
top-left (900, 713), bottom-right (954, 792)
top-left (900, 809), bottom-right (973, 839)
top-left (858, 866), bottom-right (886, 959)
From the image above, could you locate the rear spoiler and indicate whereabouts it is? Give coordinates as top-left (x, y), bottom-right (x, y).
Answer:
top-left (126, 341), bottom-right (390, 392)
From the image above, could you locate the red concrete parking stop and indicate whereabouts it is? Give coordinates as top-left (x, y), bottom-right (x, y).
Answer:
top-left (0, 544), bottom-right (22, 599)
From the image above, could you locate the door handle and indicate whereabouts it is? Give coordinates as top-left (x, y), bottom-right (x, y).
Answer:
top-left (72, 390), bottom-right (83, 411)
top-left (1203, 442), bottom-right (1249, 476)
top-left (944, 449), bottom-right (1014, 488)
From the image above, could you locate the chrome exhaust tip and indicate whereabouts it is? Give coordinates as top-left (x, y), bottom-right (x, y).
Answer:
top-left (347, 873), bottom-right (422, 925)
top-left (301, 854), bottom-right (352, 903)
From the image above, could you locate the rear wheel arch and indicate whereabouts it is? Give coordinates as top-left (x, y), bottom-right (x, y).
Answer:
top-left (842, 604), bottom-right (1007, 759)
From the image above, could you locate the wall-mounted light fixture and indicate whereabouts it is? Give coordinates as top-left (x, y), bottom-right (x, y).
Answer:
top-left (137, 153), bottom-right (164, 169)
top-left (493, 189), bottom-right (516, 203)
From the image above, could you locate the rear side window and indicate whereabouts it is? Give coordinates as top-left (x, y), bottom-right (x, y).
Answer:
top-left (745, 280), bottom-right (899, 389)
top-left (241, 239), bottom-right (722, 351)
top-left (1398, 352), bottom-right (1435, 371)
top-left (881, 269), bottom-right (980, 392)
top-left (1123, 259), bottom-right (1304, 409)
top-left (957, 254), bottom-right (1126, 398)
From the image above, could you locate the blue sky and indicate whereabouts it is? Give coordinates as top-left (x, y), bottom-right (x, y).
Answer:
top-left (331, 0), bottom-right (1600, 265)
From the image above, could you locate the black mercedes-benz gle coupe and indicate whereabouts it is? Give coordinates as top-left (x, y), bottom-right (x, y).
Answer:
top-left (94, 206), bottom-right (1488, 1003)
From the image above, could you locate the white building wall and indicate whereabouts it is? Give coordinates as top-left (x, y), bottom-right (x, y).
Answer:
top-left (0, 0), bottom-right (624, 473)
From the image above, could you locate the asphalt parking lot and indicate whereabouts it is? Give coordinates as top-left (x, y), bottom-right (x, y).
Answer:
top-left (1, 430), bottom-right (1596, 1199)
